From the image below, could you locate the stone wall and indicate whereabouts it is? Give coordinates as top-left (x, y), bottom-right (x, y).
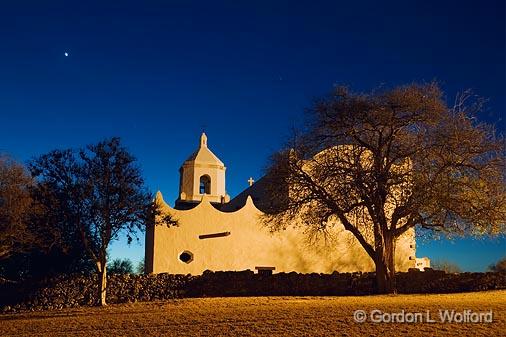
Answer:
top-left (1, 270), bottom-right (505, 313)
top-left (0, 273), bottom-right (192, 312)
top-left (187, 269), bottom-right (506, 297)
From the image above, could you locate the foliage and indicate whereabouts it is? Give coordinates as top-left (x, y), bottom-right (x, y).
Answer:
top-left (264, 83), bottom-right (506, 293)
top-left (6, 151), bottom-right (96, 281)
top-left (431, 259), bottom-right (462, 273)
top-left (0, 247), bottom-right (95, 281)
top-left (29, 137), bottom-right (177, 305)
top-left (136, 257), bottom-right (145, 274)
top-left (0, 156), bottom-right (89, 280)
top-left (488, 257), bottom-right (506, 273)
top-left (108, 258), bottom-right (134, 274)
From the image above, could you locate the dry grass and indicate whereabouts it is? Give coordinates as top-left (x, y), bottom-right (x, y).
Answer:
top-left (1, 291), bottom-right (505, 336)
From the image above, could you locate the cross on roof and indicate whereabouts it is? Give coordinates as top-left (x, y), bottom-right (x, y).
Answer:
top-left (248, 177), bottom-right (255, 187)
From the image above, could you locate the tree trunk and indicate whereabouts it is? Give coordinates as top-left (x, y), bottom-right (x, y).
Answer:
top-left (96, 261), bottom-right (107, 306)
top-left (374, 234), bottom-right (397, 294)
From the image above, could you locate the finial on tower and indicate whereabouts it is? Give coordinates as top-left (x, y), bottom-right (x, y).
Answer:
top-left (200, 132), bottom-right (207, 148)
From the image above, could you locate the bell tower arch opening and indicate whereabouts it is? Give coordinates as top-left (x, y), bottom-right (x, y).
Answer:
top-left (199, 175), bottom-right (211, 194)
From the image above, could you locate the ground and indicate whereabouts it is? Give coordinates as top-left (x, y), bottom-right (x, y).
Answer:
top-left (1, 291), bottom-right (505, 336)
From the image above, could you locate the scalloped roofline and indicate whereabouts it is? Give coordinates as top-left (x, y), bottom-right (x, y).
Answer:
top-left (155, 190), bottom-right (263, 215)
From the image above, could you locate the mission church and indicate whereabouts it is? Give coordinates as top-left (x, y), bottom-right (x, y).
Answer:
top-left (145, 133), bottom-right (430, 275)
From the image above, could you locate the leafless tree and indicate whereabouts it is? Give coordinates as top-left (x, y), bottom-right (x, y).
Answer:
top-left (0, 155), bottom-right (37, 260)
top-left (263, 83), bottom-right (505, 293)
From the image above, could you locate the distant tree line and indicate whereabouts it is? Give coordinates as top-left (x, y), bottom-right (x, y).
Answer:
top-left (0, 138), bottom-right (176, 305)
top-left (108, 257), bottom-right (145, 275)
top-left (489, 257), bottom-right (506, 273)
top-left (431, 260), bottom-right (462, 273)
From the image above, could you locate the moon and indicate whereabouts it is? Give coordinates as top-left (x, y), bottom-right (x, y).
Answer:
top-left (64, 52), bottom-right (69, 57)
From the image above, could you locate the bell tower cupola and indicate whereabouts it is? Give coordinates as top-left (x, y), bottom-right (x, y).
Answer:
top-left (177, 133), bottom-right (230, 205)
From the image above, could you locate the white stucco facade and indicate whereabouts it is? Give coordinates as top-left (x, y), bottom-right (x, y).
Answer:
top-left (145, 133), bottom-right (426, 275)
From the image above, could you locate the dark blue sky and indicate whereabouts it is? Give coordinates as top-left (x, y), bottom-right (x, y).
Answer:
top-left (1, 1), bottom-right (504, 271)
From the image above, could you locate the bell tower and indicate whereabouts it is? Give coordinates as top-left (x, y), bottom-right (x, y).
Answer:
top-left (177, 133), bottom-right (230, 205)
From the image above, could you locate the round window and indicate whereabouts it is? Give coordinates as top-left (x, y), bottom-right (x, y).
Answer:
top-left (179, 251), bottom-right (194, 264)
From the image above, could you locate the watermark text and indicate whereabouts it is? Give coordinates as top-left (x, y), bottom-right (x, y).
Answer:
top-left (353, 309), bottom-right (493, 323)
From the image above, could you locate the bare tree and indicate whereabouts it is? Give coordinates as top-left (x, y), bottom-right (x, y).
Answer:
top-left (264, 83), bottom-right (505, 293)
top-left (0, 155), bottom-right (37, 260)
